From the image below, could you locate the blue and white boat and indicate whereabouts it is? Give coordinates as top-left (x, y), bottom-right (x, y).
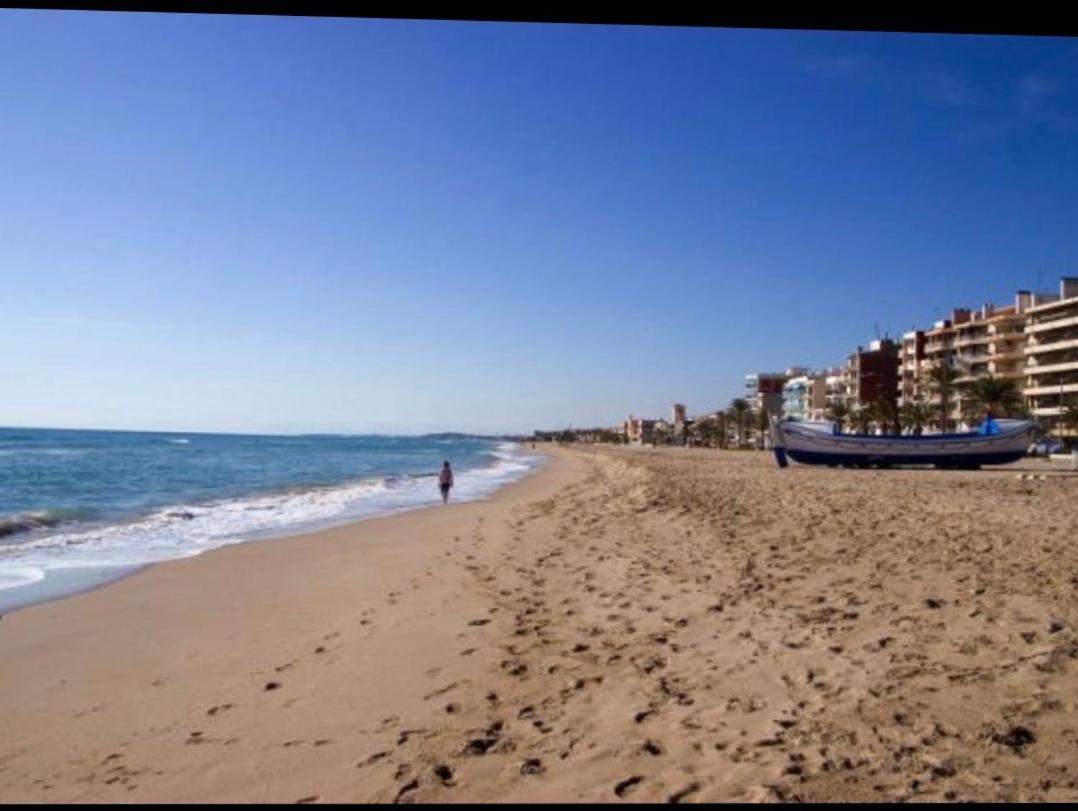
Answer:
top-left (770, 416), bottom-right (1034, 469)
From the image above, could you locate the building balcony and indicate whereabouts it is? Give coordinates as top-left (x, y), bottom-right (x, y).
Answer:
top-left (1026, 357), bottom-right (1078, 375)
top-left (1024, 336), bottom-right (1078, 356)
top-left (990, 369), bottom-right (1025, 380)
top-left (988, 349), bottom-right (1025, 361)
top-left (1024, 381), bottom-right (1078, 397)
top-left (1027, 312), bottom-right (1078, 334)
top-left (1032, 406), bottom-right (1070, 417)
top-left (987, 319), bottom-right (1023, 333)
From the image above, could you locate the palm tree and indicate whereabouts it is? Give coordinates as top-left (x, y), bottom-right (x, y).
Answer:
top-left (960, 374), bottom-right (1023, 423)
top-left (925, 360), bottom-right (964, 432)
top-left (1011, 399), bottom-right (1034, 420)
top-left (1061, 400), bottom-right (1078, 448)
top-left (849, 405), bottom-right (873, 434)
top-left (715, 411), bottom-right (729, 449)
top-left (652, 423), bottom-right (671, 446)
top-left (900, 398), bottom-right (933, 435)
top-left (871, 396), bottom-right (901, 435)
top-left (825, 400), bottom-right (850, 432)
top-left (689, 416), bottom-right (716, 448)
top-left (755, 408), bottom-right (772, 449)
top-left (729, 398), bottom-right (751, 448)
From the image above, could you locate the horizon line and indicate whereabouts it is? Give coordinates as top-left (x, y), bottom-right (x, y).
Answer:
top-left (0, 422), bottom-right (526, 439)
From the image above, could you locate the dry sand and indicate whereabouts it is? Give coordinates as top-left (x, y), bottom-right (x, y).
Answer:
top-left (1, 446), bottom-right (1077, 803)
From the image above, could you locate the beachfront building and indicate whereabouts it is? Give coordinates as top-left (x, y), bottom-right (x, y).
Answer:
top-left (908, 289), bottom-right (1050, 427)
top-left (899, 330), bottom-right (926, 406)
top-left (747, 277), bottom-right (1076, 436)
top-left (671, 403), bottom-right (692, 445)
top-left (782, 372), bottom-right (827, 420)
top-left (844, 339), bottom-right (900, 408)
top-left (624, 415), bottom-right (657, 445)
top-left (1024, 278), bottom-right (1078, 439)
top-left (823, 366), bottom-right (847, 411)
top-left (573, 427), bottom-right (627, 444)
top-left (921, 315), bottom-right (958, 423)
top-left (744, 372), bottom-right (787, 420)
top-left (952, 301), bottom-right (1026, 388)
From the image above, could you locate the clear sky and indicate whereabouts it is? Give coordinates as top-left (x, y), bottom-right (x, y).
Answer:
top-left (1, 13), bottom-right (1076, 435)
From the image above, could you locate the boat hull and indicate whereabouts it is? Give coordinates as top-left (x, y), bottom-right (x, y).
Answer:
top-left (772, 419), bottom-right (1034, 469)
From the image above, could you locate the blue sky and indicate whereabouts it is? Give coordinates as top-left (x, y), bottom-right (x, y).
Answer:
top-left (1, 14), bottom-right (1076, 434)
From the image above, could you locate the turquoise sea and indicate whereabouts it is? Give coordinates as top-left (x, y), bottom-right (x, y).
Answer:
top-left (0, 427), bottom-right (541, 612)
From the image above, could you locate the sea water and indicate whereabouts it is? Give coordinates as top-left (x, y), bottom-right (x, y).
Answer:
top-left (0, 428), bottom-right (541, 613)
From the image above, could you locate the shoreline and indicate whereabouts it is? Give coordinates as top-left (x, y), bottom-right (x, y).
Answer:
top-left (0, 444), bottom-right (545, 616)
top-left (0, 444), bottom-right (571, 803)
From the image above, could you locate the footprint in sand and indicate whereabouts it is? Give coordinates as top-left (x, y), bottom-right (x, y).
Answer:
top-left (669, 783), bottom-right (702, 803)
top-left (615, 775), bottom-right (644, 797)
top-left (520, 758), bottom-right (545, 775)
top-left (357, 751), bottom-right (389, 768)
top-left (393, 779), bottom-right (419, 803)
top-left (641, 740), bottom-right (663, 756)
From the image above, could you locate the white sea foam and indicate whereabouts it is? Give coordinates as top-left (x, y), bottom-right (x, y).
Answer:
top-left (0, 443), bottom-right (542, 591)
top-left (0, 566), bottom-right (46, 590)
top-left (0, 448), bottom-right (87, 457)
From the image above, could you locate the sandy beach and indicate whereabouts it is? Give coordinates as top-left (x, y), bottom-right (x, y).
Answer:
top-left (2, 446), bottom-right (1077, 803)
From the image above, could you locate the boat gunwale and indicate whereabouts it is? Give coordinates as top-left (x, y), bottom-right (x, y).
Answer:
top-left (777, 419), bottom-right (1033, 446)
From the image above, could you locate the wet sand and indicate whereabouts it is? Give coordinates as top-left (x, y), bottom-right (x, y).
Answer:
top-left (1, 446), bottom-right (1076, 802)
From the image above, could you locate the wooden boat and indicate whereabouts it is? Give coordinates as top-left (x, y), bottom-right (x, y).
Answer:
top-left (770, 417), bottom-right (1034, 469)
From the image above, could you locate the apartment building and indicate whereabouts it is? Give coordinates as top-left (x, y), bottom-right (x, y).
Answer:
top-left (624, 415), bottom-right (656, 445)
top-left (1024, 278), bottom-right (1078, 436)
top-left (782, 372), bottom-right (827, 420)
top-left (899, 329), bottom-right (926, 406)
top-left (823, 366), bottom-right (847, 410)
top-left (844, 339), bottom-right (900, 408)
top-left (744, 372), bottom-right (787, 418)
top-left (909, 290), bottom-right (1055, 428)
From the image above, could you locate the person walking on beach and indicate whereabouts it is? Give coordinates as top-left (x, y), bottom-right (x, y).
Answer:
top-left (439, 460), bottom-right (454, 504)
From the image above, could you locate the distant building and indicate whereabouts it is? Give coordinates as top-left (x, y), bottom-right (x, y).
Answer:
top-left (732, 276), bottom-right (1076, 439)
top-left (845, 339), bottom-right (899, 409)
top-left (822, 366), bottom-right (847, 410)
top-left (625, 415), bottom-right (657, 445)
top-left (909, 289), bottom-right (1050, 428)
top-left (1024, 277), bottom-right (1078, 437)
top-left (745, 371), bottom-right (792, 419)
top-left (899, 329), bottom-right (926, 407)
top-left (671, 403), bottom-right (693, 445)
top-left (782, 372), bottom-right (827, 420)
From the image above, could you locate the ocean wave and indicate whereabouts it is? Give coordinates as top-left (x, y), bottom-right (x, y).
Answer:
top-left (0, 566), bottom-right (45, 590)
top-left (0, 448), bottom-right (88, 457)
top-left (0, 509), bottom-right (89, 540)
top-left (168, 438), bottom-right (191, 445)
top-left (0, 445), bottom-right (542, 589)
